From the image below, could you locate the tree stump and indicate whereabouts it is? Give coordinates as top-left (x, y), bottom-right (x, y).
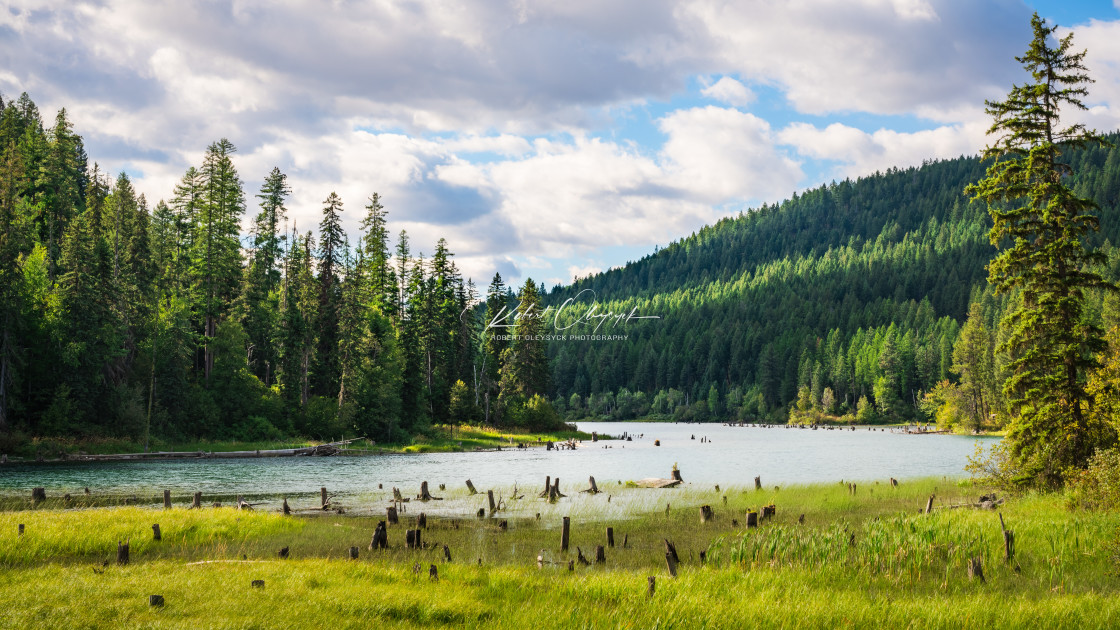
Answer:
top-left (192, 492), bottom-right (201, 509)
top-left (349, 546), bottom-right (359, 560)
top-left (568, 560), bottom-right (574, 571)
top-left (746, 511), bottom-right (758, 528)
top-left (152, 524), bottom-right (161, 541)
top-left (429, 564), bottom-right (438, 581)
top-left (551, 478), bottom-right (565, 498)
top-left (700, 505), bottom-right (713, 523)
top-left (670, 468), bottom-right (682, 482)
top-left (665, 551), bottom-right (678, 577)
top-left (488, 490), bottom-right (496, 514)
top-left (762, 505), bottom-right (776, 520)
top-left (595, 545), bottom-right (606, 564)
top-left (754, 476), bottom-right (762, 491)
top-left (163, 490), bottom-right (171, 509)
top-left (477, 508), bottom-right (485, 519)
top-left (31, 487), bottom-right (46, 503)
top-left (387, 506), bottom-right (399, 525)
top-left (321, 487), bottom-right (329, 509)
top-left (925, 495), bottom-right (935, 514)
top-left (439, 484), bottom-right (445, 491)
top-left (149, 595), bottom-right (164, 607)
top-left (443, 544), bottom-right (452, 562)
top-left (539, 476), bottom-right (551, 498)
top-left (606, 527), bottom-right (614, 548)
top-left (967, 556), bottom-right (985, 582)
top-left (654, 440), bottom-right (660, 446)
top-left (278, 546), bottom-right (289, 558)
top-left (393, 487), bottom-right (404, 501)
top-left (419, 481), bottom-right (442, 500)
top-left (1000, 512), bottom-right (1015, 562)
top-left (648, 576), bottom-right (656, 596)
top-left (117, 541), bottom-right (129, 565)
top-left (466, 479), bottom-right (478, 495)
top-left (498, 520), bottom-right (508, 531)
top-left (583, 476), bottom-right (600, 494)
top-left (623, 534), bottom-right (629, 548)
top-left (418, 513), bottom-right (427, 529)
top-left (890, 478), bottom-right (898, 487)
top-left (663, 539), bottom-right (679, 564)
top-left (665, 503), bottom-right (670, 517)
top-left (406, 529), bottom-right (422, 549)
top-left (798, 513), bottom-right (805, 524)
top-left (251, 580), bottom-right (265, 588)
top-left (561, 516), bottom-right (570, 551)
top-left (369, 521), bottom-right (388, 550)
top-left (577, 547), bottom-right (591, 566)
top-left (18, 524), bottom-right (24, 536)
top-left (282, 498), bottom-right (290, 515)
top-left (699, 550), bottom-right (707, 564)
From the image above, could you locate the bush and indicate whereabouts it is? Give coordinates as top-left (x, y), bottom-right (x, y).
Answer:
top-left (505, 394), bottom-right (566, 432)
top-left (1067, 448), bottom-right (1120, 511)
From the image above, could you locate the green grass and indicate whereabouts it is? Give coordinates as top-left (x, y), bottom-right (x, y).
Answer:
top-left (2, 479), bottom-right (1118, 628)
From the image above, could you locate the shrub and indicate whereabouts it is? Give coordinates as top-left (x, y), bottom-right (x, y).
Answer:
top-left (1067, 448), bottom-right (1120, 511)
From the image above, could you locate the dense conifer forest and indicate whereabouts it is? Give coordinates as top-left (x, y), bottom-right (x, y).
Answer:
top-left (5, 88), bottom-right (1120, 446)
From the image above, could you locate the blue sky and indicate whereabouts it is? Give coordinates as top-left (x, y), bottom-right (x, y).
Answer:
top-left (4, 1), bottom-right (1120, 291)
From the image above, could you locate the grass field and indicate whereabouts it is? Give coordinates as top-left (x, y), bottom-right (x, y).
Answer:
top-left (2, 478), bottom-right (1118, 628)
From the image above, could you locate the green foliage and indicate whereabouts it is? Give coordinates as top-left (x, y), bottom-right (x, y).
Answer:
top-left (1067, 448), bottom-right (1120, 511)
top-left (504, 394), bottom-right (565, 432)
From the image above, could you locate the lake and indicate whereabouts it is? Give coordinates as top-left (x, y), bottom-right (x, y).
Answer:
top-left (0, 423), bottom-right (995, 509)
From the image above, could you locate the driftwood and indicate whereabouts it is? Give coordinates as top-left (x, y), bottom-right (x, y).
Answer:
top-left (633, 478), bottom-right (681, 488)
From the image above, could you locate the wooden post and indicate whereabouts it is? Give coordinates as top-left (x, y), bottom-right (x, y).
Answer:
top-left (321, 487), bottom-right (329, 509)
top-left (387, 506), bottom-right (399, 524)
top-left (149, 595), bottom-right (164, 607)
top-left (700, 505), bottom-right (713, 523)
top-left (349, 546), bottom-right (359, 560)
top-left (925, 495), bottom-right (935, 514)
top-left (163, 490), bottom-right (171, 509)
top-left (606, 527), bottom-right (614, 548)
top-left (746, 511), bottom-right (758, 528)
top-left (754, 476), bottom-right (761, 490)
top-left (152, 524), bottom-right (161, 541)
top-left (487, 490), bottom-right (496, 514)
top-left (665, 552), bottom-right (678, 577)
top-left (595, 545), bottom-right (606, 564)
top-left (192, 492), bottom-right (201, 509)
top-left (443, 544), bottom-right (452, 562)
top-left (31, 487), bottom-right (46, 503)
top-left (117, 540), bottom-right (129, 565)
top-left (647, 576), bottom-right (656, 596)
top-left (561, 516), bottom-right (570, 551)
top-left (466, 479), bottom-right (478, 495)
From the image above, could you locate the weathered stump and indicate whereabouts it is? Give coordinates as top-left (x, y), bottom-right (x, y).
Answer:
top-left (149, 595), bottom-right (164, 607)
top-left (498, 520), bottom-right (508, 531)
top-left (393, 487), bottom-right (404, 501)
top-left (369, 521), bottom-right (388, 550)
top-left (568, 560), bottom-right (574, 571)
top-left (592, 431), bottom-right (598, 442)
top-left (577, 547), bottom-right (591, 566)
top-left (798, 513), bottom-right (805, 524)
top-left (443, 544), bottom-right (452, 562)
top-left (670, 468), bottom-right (682, 482)
top-left (418, 512), bottom-right (427, 529)
top-left (488, 490), bottom-right (496, 514)
top-left (595, 545), bottom-right (606, 564)
top-left (606, 527), bottom-right (614, 548)
top-left (648, 576), bottom-right (656, 596)
top-left (406, 529), bottom-right (422, 549)
top-left (663, 539), bottom-right (679, 564)
top-left (419, 481), bottom-right (442, 500)
top-left (623, 534), bottom-right (629, 548)
top-left (429, 564), bottom-right (438, 581)
top-left (654, 440), bottom-right (660, 446)
top-left (117, 541), bottom-right (130, 565)
top-left (561, 516), bottom-right (570, 551)
top-left (387, 506), bottom-right (399, 525)
top-left (278, 546), bottom-right (289, 558)
top-left (192, 492), bottom-right (201, 509)
top-left (321, 487), bottom-right (329, 509)
top-left (477, 508), bottom-right (485, 519)
top-left (583, 476), bottom-right (600, 494)
top-left (282, 498), bottom-right (290, 515)
top-left (967, 556), bottom-right (985, 582)
top-left (31, 487), bottom-right (46, 503)
top-left (539, 476), bottom-right (552, 498)
top-left (251, 580), bottom-right (265, 588)
top-left (349, 546), bottom-right (359, 560)
top-left (754, 476), bottom-right (762, 491)
top-left (665, 552), bottom-right (678, 577)
top-left (466, 479), bottom-right (478, 495)
top-left (699, 550), bottom-right (707, 564)
top-left (152, 524), bottom-right (161, 541)
top-left (551, 477), bottom-right (565, 498)
top-left (18, 524), bottom-right (24, 536)
top-left (762, 504), bottom-right (776, 520)
top-left (925, 495), bottom-right (935, 514)
top-left (890, 477), bottom-right (898, 487)
top-left (746, 511), bottom-right (758, 528)
top-left (163, 490), bottom-right (171, 509)
top-left (700, 505), bottom-right (713, 523)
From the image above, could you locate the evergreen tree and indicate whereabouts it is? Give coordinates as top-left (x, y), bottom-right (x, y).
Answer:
top-left (242, 169), bottom-right (290, 384)
top-left (967, 14), bottom-right (1117, 483)
top-left (314, 192), bottom-right (345, 397)
top-left (359, 192), bottom-right (396, 312)
top-left (481, 273), bottom-right (508, 424)
top-left (499, 278), bottom-right (550, 420)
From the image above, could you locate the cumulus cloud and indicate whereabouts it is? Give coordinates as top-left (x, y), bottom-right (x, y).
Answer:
top-left (700, 76), bottom-right (754, 107)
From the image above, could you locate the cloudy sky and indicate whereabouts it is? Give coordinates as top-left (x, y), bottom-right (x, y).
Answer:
top-left (4, 0), bottom-right (1120, 289)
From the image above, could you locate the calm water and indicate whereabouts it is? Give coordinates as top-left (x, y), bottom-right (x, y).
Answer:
top-left (0, 423), bottom-right (995, 506)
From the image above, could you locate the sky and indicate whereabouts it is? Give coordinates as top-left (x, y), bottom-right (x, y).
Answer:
top-left (4, 0), bottom-right (1120, 291)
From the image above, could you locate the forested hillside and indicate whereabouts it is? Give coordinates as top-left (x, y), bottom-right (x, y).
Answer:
top-left (545, 138), bottom-right (1120, 426)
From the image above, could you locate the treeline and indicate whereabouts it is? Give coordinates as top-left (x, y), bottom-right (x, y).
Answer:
top-left (0, 92), bottom-right (558, 446)
top-left (546, 140), bottom-right (1120, 428)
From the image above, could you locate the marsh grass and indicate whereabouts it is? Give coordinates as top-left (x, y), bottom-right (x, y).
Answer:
top-left (2, 478), bottom-right (1119, 628)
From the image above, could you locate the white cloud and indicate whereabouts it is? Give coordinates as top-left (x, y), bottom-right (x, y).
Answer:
top-left (700, 76), bottom-right (754, 107)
